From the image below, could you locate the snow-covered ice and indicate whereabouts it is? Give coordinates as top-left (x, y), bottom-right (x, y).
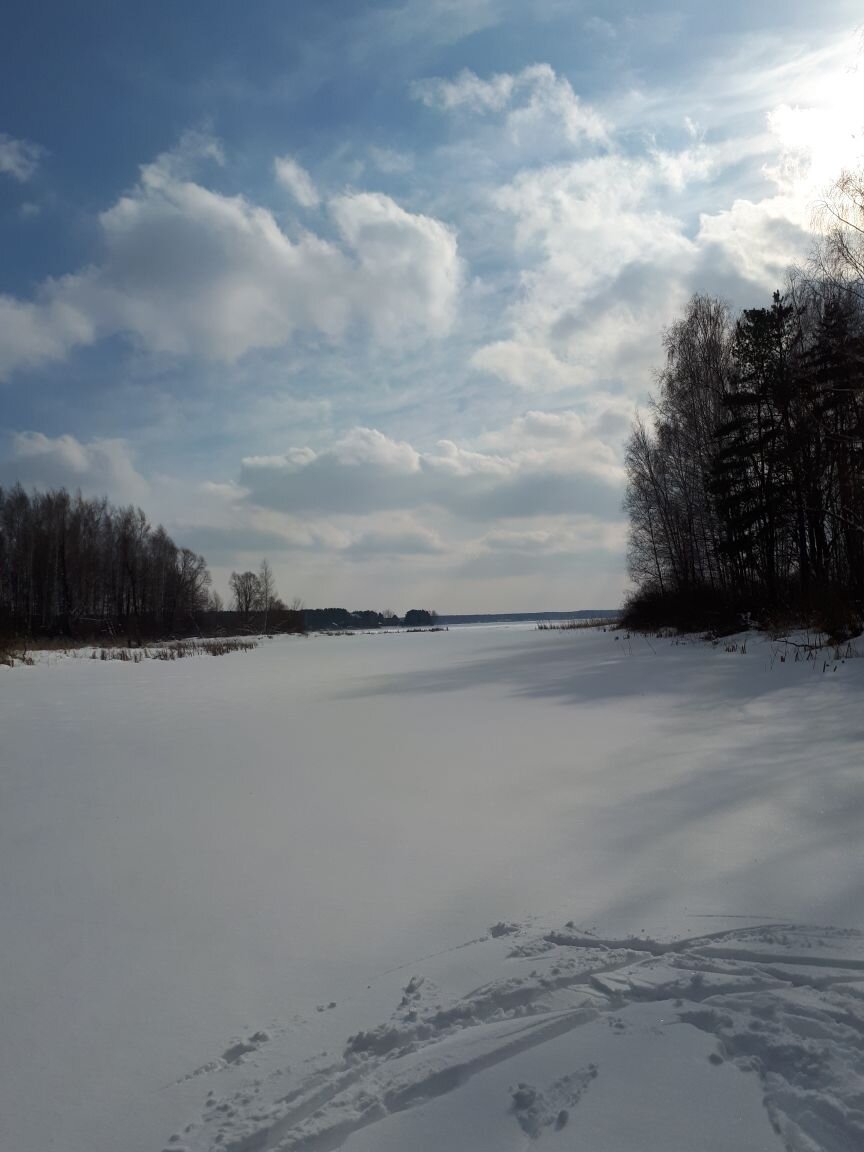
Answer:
top-left (1, 625), bottom-right (862, 1151)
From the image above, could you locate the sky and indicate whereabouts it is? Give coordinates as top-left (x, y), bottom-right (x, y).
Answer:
top-left (1, 1), bottom-right (863, 613)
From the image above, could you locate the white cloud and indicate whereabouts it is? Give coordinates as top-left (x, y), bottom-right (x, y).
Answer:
top-left (238, 409), bottom-right (625, 523)
top-left (331, 427), bottom-right (422, 472)
top-left (0, 432), bottom-right (150, 505)
top-left (470, 340), bottom-right (582, 390)
top-left (413, 64), bottom-right (607, 144)
top-left (7, 28), bottom-right (861, 612)
top-left (0, 293), bottom-right (96, 377)
top-left (507, 64), bottom-right (607, 146)
top-left (184, 406), bottom-right (630, 604)
top-left (409, 42), bottom-right (864, 422)
top-left (476, 154), bottom-right (698, 395)
top-left (697, 197), bottom-right (810, 284)
top-left (495, 155), bottom-right (693, 277)
top-left (0, 132), bottom-right (44, 182)
top-left (0, 137), bottom-right (462, 377)
top-left (0, 408), bottom-right (630, 607)
top-left (466, 80), bottom-right (854, 400)
top-left (474, 409), bottom-right (624, 484)
top-left (330, 193), bottom-right (461, 341)
top-left (274, 155), bottom-right (320, 207)
top-left (413, 68), bottom-right (516, 112)
top-left (142, 130), bottom-right (225, 186)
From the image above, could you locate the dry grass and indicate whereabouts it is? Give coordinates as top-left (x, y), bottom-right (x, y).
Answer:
top-left (768, 634), bottom-right (860, 671)
top-left (536, 617), bottom-right (619, 631)
top-left (716, 638), bottom-right (748, 654)
top-left (91, 638), bottom-right (258, 662)
top-left (0, 642), bottom-right (35, 667)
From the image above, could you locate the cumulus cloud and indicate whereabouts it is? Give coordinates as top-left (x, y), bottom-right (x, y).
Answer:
top-left (495, 155), bottom-right (694, 288)
top-left (332, 192), bottom-right (461, 340)
top-left (0, 405), bottom-right (629, 605)
top-left (409, 44), bottom-right (863, 424)
top-left (0, 432), bottom-right (150, 505)
top-left (144, 130), bottom-right (225, 184)
top-left (0, 294), bottom-right (96, 376)
top-left (462, 83), bottom-right (847, 402)
top-left (274, 155), bottom-right (320, 207)
top-left (171, 408), bottom-right (631, 600)
top-left (8, 34), bottom-right (859, 609)
top-left (0, 132), bottom-right (44, 182)
top-left (469, 341), bottom-right (581, 390)
top-left (238, 410), bottom-right (624, 523)
top-left (0, 136), bottom-right (462, 378)
top-left (464, 153), bottom-right (699, 395)
top-left (697, 199), bottom-right (810, 285)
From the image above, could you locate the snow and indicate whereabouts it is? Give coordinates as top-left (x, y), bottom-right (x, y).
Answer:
top-left (1, 625), bottom-right (862, 1152)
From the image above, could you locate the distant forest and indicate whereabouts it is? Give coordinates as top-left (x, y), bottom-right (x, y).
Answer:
top-left (0, 485), bottom-right (216, 640)
top-left (623, 168), bottom-right (864, 634)
top-left (0, 484), bottom-right (439, 642)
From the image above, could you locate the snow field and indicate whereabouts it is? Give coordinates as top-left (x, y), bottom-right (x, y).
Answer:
top-left (1, 624), bottom-right (862, 1151)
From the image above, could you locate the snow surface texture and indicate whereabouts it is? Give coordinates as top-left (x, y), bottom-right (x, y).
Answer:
top-left (166, 922), bottom-right (864, 1152)
top-left (1, 625), bottom-right (862, 1152)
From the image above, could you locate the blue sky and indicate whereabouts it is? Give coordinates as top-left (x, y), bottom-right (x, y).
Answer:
top-left (2, 1), bottom-right (863, 611)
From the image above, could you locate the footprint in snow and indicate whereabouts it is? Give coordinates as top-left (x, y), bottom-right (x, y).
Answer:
top-left (509, 1066), bottom-right (598, 1139)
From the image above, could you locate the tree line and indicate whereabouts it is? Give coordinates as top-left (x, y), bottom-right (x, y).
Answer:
top-left (226, 566), bottom-right (438, 630)
top-left (0, 483), bottom-right (440, 643)
top-left (623, 169), bottom-right (864, 632)
top-left (299, 607), bottom-right (438, 630)
top-left (0, 484), bottom-right (214, 639)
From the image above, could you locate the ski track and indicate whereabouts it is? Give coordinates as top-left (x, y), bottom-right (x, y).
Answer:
top-left (162, 923), bottom-right (864, 1152)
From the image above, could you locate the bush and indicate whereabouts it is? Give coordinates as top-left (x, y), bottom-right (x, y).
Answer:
top-left (622, 578), bottom-right (864, 640)
top-left (621, 584), bottom-right (746, 636)
top-left (809, 586), bottom-right (863, 644)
